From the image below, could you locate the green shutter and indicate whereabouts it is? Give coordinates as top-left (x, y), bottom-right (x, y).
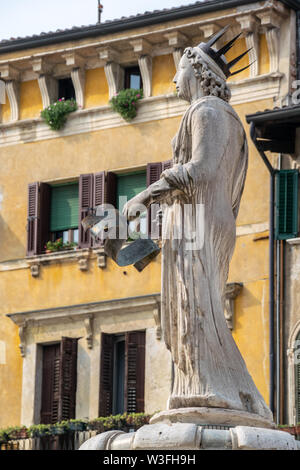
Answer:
top-left (50, 183), bottom-right (79, 232)
top-left (275, 170), bottom-right (298, 240)
top-left (116, 172), bottom-right (146, 212)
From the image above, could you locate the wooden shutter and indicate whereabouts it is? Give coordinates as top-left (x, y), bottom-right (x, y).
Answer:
top-left (58, 337), bottom-right (78, 421)
top-left (78, 174), bottom-right (93, 248)
top-left (105, 172), bottom-right (117, 207)
top-left (125, 331), bottom-right (145, 413)
top-left (99, 333), bottom-right (114, 417)
top-left (147, 163), bottom-right (162, 239)
top-left (39, 183), bottom-right (51, 253)
top-left (27, 182), bottom-right (39, 256)
top-left (93, 172), bottom-right (106, 248)
top-left (40, 343), bottom-right (61, 424)
top-left (147, 161), bottom-right (172, 238)
top-left (275, 170), bottom-right (298, 240)
top-left (162, 159), bottom-right (173, 172)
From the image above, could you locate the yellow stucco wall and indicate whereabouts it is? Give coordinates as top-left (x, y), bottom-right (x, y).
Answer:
top-left (0, 9), bottom-right (277, 426)
top-left (19, 80), bottom-right (43, 120)
top-left (85, 68), bottom-right (109, 108)
top-left (1, 91), bottom-right (11, 123)
top-left (259, 34), bottom-right (270, 75)
top-left (152, 54), bottom-right (176, 96)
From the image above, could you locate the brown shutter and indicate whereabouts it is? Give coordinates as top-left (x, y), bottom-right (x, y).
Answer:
top-left (27, 182), bottom-right (39, 256)
top-left (99, 333), bottom-right (114, 417)
top-left (93, 172), bottom-right (105, 248)
top-left (105, 172), bottom-right (117, 207)
top-left (146, 161), bottom-right (173, 238)
top-left (78, 174), bottom-right (93, 248)
top-left (39, 183), bottom-right (51, 253)
top-left (147, 163), bottom-right (162, 239)
top-left (162, 159), bottom-right (173, 171)
top-left (58, 337), bottom-right (78, 421)
top-left (40, 343), bottom-right (61, 424)
top-left (125, 331), bottom-right (145, 413)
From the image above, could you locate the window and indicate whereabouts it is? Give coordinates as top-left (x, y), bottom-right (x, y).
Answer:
top-left (50, 183), bottom-right (79, 244)
top-left (275, 170), bottom-right (298, 240)
top-left (40, 338), bottom-right (78, 424)
top-left (124, 66), bottom-right (143, 90)
top-left (26, 163), bottom-right (172, 256)
top-left (99, 331), bottom-right (145, 417)
top-left (117, 171), bottom-right (147, 237)
top-left (58, 78), bottom-right (75, 101)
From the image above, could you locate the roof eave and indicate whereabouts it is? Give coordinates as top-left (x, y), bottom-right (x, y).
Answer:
top-left (0, 0), bottom-right (298, 55)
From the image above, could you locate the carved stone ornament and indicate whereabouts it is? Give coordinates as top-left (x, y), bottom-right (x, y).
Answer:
top-left (0, 65), bottom-right (20, 122)
top-left (84, 316), bottom-right (93, 349)
top-left (19, 321), bottom-right (27, 357)
top-left (224, 283), bottom-right (243, 330)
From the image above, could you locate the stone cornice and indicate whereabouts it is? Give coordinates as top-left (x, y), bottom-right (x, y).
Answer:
top-left (7, 293), bottom-right (161, 326)
top-left (0, 73), bottom-right (283, 147)
top-left (7, 293), bottom-right (161, 356)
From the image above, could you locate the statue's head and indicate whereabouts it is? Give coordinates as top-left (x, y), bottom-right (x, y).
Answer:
top-left (174, 25), bottom-right (251, 103)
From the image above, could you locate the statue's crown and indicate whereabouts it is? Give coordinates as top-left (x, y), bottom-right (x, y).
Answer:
top-left (199, 24), bottom-right (252, 78)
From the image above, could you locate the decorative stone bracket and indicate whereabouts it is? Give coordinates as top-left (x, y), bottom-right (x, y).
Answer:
top-left (130, 39), bottom-right (153, 98)
top-left (224, 283), bottom-right (243, 330)
top-left (27, 249), bottom-right (90, 277)
top-left (165, 32), bottom-right (188, 70)
top-left (256, 6), bottom-right (286, 74)
top-left (153, 300), bottom-right (161, 340)
top-left (236, 14), bottom-right (260, 78)
top-left (62, 52), bottom-right (86, 108)
top-left (19, 321), bottom-right (27, 357)
top-left (0, 64), bottom-right (20, 122)
top-left (84, 315), bottom-right (94, 349)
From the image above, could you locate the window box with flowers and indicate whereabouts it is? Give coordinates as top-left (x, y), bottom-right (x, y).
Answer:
top-left (41, 98), bottom-right (78, 130)
top-left (45, 238), bottom-right (77, 254)
top-left (110, 89), bottom-right (143, 121)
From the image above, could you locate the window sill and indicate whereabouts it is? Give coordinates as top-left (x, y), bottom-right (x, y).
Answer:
top-left (26, 247), bottom-right (107, 277)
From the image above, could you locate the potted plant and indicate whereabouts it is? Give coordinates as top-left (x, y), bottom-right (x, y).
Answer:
top-left (28, 424), bottom-right (52, 438)
top-left (41, 98), bottom-right (78, 131)
top-left (109, 89), bottom-right (143, 121)
top-left (7, 426), bottom-right (29, 440)
top-left (45, 238), bottom-right (77, 253)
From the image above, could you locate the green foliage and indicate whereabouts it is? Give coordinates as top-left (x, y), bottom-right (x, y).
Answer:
top-left (0, 426), bottom-right (28, 442)
top-left (0, 413), bottom-right (152, 443)
top-left (110, 89), bottom-right (143, 121)
top-left (87, 413), bottom-right (151, 432)
top-left (41, 98), bottom-right (78, 130)
top-left (45, 238), bottom-right (77, 253)
top-left (28, 424), bottom-right (53, 438)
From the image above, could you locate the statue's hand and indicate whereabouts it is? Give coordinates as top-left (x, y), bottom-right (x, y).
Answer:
top-left (149, 177), bottom-right (172, 200)
top-left (122, 189), bottom-right (150, 221)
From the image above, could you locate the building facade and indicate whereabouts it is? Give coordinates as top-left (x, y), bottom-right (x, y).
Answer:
top-left (0, 0), bottom-right (297, 428)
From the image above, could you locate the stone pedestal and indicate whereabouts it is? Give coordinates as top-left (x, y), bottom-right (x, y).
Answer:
top-left (79, 408), bottom-right (300, 450)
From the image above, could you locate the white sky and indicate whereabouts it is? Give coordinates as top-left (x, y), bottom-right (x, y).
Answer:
top-left (0, 0), bottom-right (201, 41)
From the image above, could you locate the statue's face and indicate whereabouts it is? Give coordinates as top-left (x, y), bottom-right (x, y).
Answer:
top-left (173, 54), bottom-right (200, 103)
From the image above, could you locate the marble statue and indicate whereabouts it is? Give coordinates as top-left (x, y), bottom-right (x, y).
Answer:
top-left (79, 25), bottom-right (298, 450)
top-left (122, 26), bottom-right (273, 423)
